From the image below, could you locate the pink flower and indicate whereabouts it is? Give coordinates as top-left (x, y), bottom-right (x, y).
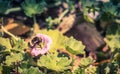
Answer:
top-left (88, 11), bottom-right (99, 20)
top-left (31, 34), bottom-right (52, 56)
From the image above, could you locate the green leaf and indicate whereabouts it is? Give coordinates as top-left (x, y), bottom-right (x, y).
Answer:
top-left (106, 24), bottom-right (120, 51)
top-left (66, 0), bottom-right (75, 10)
top-left (103, 2), bottom-right (117, 16)
top-left (38, 30), bottom-right (67, 52)
top-left (22, 66), bottom-right (43, 74)
top-left (5, 53), bottom-right (23, 66)
top-left (18, 61), bottom-right (29, 73)
top-left (113, 53), bottom-right (120, 66)
top-left (18, 59), bottom-right (36, 73)
top-left (37, 52), bottom-right (72, 71)
top-left (106, 24), bottom-right (120, 35)
top-left (66, 37), bottom-right (85, 55)
top-left (80, 56), bottom-right (94, 67)
top-left (1, 65), bottom-right (12, 74)
top-left (85, 66), bottom-right (97, 74)
top-left (10, 38), bottom-right (27, 52)
top-left (104, 62), bottom-right (119, 74)
top-left (81, 0), bottom-right (96, 9)
top-left (46, 16), bottom-right (54, 29)
top-left (21, 0), bottom-right (46, 17)
top-left (38, 30), bottom-right (85, 54)
top-left (0, 44), bottom-right (6, 51)
top-left (0, 37), bottom-right (12, 50)
top-left (46, 17), bottom-right (60, 29)
top-left (74, 68), bottom-right (85, 74)
top-left (0, 0), bottom-right (11, 13)
top-left (81, 0), bottom-right (99, 23)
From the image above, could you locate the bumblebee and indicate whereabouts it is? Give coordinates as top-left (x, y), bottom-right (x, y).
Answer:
top-left (28, 37), bottom-right (42, 48)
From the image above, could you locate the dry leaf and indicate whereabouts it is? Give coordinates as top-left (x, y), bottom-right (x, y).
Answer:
top-left (57, 14), bottom-right (76, 34)
top-left (4, 21), bottom-right (30, 35)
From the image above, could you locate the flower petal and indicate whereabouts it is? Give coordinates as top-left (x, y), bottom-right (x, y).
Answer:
top-left (31, 34), bottom-right (52, 56)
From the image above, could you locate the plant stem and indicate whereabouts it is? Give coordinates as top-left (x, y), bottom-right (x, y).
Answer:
top-left (33, 15), bottom-right (37, 24)
top-left (33, 15), bottom-right (36, 32)
top-left (33, 15), bottom-right (39, 33)
top-left (58, 9), bottom-right (69, 21)
top-left (1, 26), bottom-right (18, 40)
top-left (5, 7), bottom-right (21, 14)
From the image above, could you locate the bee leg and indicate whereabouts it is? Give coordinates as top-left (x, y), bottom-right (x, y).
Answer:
top-left (28, 42), bottom-right (34, 48)
top-left (38, 44), bottom-right (43, 49)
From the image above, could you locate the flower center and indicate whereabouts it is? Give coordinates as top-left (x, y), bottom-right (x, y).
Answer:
top-left (36, 41), bottom-right (46, 49)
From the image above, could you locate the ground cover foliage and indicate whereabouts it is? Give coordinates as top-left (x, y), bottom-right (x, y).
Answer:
top-left (0, 0), bottom-right (120, 74)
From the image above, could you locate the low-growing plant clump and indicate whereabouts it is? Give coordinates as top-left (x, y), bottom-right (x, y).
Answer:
top-left (0, 0), bottom-right (120, 74)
